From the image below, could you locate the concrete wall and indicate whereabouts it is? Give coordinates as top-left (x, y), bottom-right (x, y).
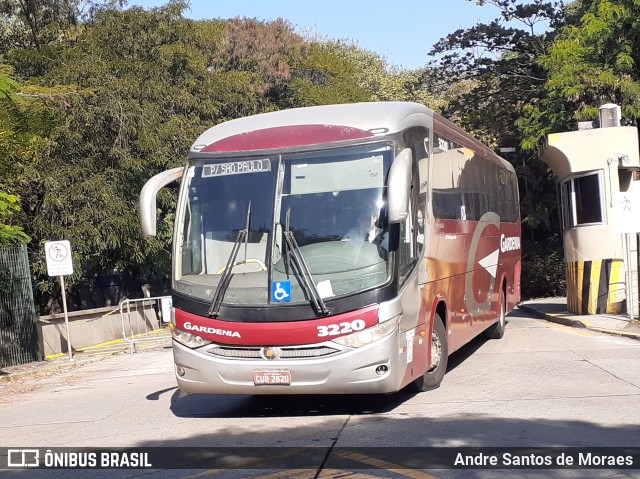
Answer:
top-left (37, 302), bottom-right (162, 357)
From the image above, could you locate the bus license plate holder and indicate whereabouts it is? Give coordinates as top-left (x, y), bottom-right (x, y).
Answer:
top-left (253, 370), bottom-right (292, 385)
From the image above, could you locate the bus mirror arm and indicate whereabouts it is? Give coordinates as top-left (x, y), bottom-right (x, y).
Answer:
top-left (387, 148), bottom-right (412, 223)
top-left (139, 167), bottom-right (184, 236)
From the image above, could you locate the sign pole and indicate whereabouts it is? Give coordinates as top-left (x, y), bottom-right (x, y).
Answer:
top-left (612, 192), bottom-right (640, 320)
top-left (625, 233), bottom-right (635, 321)
top-left (59, 275), bottom-right (73, 361)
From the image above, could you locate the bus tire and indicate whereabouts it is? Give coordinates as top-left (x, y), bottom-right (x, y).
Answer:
top-left (411, 313), bottom-right (447, 392)
top-left (485, 290), bottom-right (506, 339)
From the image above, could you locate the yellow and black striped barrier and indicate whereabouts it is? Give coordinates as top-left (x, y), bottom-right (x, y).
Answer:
top-left (566, 259), bottom-right (626, 315)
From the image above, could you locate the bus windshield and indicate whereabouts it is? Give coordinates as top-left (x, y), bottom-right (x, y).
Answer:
top-left (175, 142), bottom-right (393, 310)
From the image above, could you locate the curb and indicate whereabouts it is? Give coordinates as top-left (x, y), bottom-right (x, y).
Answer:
top-left (518, 304), bottom-right (587, 328)
top-left (518, 304), bottom-right (640, 341)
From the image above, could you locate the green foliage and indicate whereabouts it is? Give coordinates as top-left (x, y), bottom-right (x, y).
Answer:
top-left (0, 65), bottom-right (52, 245)
top-left (0, 192), bottom-right (31, 244)
top-left (17, 4), bottom-right (217, 286)
top-left (537, 0), bottom-right (640, 123)
top-left (0, 0), bottom-right (127, 53)
top-left (521, 236), bottom-right (566, 299)
top-left (0, 65), bottom-right (19, 95)
top-left (285, 42), bottom-right (370, 106)
top-left (429, 0), bottom-right (565, 148)
top-left (0, 0), bottom-right (72, 51)
top-left (314, 41), bottom-right (442, 108)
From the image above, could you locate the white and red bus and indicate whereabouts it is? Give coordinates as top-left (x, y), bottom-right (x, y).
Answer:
top-left (140, 102), bottom-right (521, 394)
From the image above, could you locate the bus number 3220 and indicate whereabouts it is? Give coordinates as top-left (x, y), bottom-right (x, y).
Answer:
top-left (317, 319), bottom-right (366, 337)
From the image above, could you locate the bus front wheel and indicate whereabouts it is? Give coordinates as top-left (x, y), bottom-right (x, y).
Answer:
top-left (411, 313), bottom-right (447, 392)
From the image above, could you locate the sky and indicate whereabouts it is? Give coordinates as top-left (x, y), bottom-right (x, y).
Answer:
top-left (127, 0), bottom-right (504, 70)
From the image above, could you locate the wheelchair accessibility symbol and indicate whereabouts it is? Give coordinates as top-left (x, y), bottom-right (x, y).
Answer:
top-left (272, 281), bottom-right (291, 302)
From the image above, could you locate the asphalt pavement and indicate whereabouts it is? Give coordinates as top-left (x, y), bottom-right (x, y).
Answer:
top-left (1, 298), bottom-right (639, 385)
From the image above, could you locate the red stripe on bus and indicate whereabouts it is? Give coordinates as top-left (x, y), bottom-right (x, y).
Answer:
top-left (201, 125), bottom-right (374, 152)
top-left (174, 305), bottom-right (380, 346)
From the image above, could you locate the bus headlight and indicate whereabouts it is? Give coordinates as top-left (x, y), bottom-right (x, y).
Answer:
top-left (169, 323), bottom-right (213, 349)
top-left (332, 317), bottom-right (399, 348)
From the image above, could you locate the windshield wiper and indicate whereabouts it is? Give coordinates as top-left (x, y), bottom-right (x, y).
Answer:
top-left (283, 208), bottom-right (329, 316)
top-left (208, 201), bottom-right (251, 318)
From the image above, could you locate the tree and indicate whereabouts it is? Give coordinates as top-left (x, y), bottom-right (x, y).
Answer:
top-left (283, 39), bottom-right (445, 109)
top-left (215, 17), bottom-right (307, 100)
top-left (320, 40), bottom-right (443, 108)
top-left (532, 0), bottom-right (640, 132)
top-left (430, 0), bottom-right (565, 146)
top-left (0, 0), bottom-right (125, 52)
top-left (0, 0), bottom-right (76, 52)
top-left (3, 4), bottom-right (320, 312)
top-left (0, 65), bottom-right (50, 245)
top-left (284, 41), bottom-right (370, 107)
top-left (24, 4), bottom-right (209, 300)
top-left (0, 193), bottom-right (30, 244)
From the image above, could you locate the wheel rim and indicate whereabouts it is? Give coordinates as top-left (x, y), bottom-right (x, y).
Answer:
top-left (429, 329), bottom-right (442, 372)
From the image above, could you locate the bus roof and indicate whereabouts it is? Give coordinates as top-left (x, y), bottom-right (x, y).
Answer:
top-left (190, 101), bottom-right (513, 173)
top-left (190, 102), bottom-right (433, 154)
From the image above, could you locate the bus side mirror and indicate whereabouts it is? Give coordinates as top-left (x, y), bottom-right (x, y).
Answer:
top-left (140, 167), bottom-right (184, 236)
top-left (387, 148), bottom-right (412, 223)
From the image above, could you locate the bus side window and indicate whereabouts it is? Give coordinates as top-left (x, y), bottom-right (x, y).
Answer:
top-left (181, 203), bottom-right (203, 275)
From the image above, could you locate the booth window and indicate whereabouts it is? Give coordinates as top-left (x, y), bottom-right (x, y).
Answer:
top-left (560, 171), bottom-right (604, 229)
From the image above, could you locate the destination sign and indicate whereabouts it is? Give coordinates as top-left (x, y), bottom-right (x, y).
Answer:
top-left (202, 159), bottom-right (271, 177)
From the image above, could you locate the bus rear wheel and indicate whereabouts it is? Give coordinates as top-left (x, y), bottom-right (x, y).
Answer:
top-left (485, 290), bottom-right (506, 339)
top-left (411, 313), bottom-right (447, 392)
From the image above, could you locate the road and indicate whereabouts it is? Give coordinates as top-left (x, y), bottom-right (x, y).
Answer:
top-left (1, 308), bottom-right (639, 478)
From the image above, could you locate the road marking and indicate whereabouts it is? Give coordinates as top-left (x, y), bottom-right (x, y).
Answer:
top-left (336, 451), bottom-right (440, 479)
top-left (257, 470), bottom-right (393, 478)
top-left (181, 470), bottom-right (438, 479)
top-left (180, 469), bottom-right (226, 478)
top-left (178, 449), bottom-right (311, 479)
top-left (535, 317), bottom-right (597, 337)
top-left (178, 450), bottom-right (442, 479)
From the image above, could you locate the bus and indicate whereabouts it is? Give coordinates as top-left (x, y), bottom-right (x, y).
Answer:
top-left (140, 102), bottom-right (521, 395)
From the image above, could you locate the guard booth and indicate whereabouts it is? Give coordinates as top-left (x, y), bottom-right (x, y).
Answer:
top-left (540, 104), bottom-right (640, 317)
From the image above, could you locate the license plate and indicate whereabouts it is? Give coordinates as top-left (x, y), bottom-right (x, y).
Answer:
top-left (253, 370), bottom-right (292, 385)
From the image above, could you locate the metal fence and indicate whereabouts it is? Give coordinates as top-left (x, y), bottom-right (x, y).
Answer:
top-left (120, 296), bottom-right (171, 353)
top-left (0, 244), bottom-right (41, 368)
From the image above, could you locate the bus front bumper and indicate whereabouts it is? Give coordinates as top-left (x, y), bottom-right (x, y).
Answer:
top-left (171, 334), bottom-right (409, 395)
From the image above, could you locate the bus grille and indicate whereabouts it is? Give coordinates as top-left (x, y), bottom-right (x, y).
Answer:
top-left (206, 345), bottom-right (339, 360)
